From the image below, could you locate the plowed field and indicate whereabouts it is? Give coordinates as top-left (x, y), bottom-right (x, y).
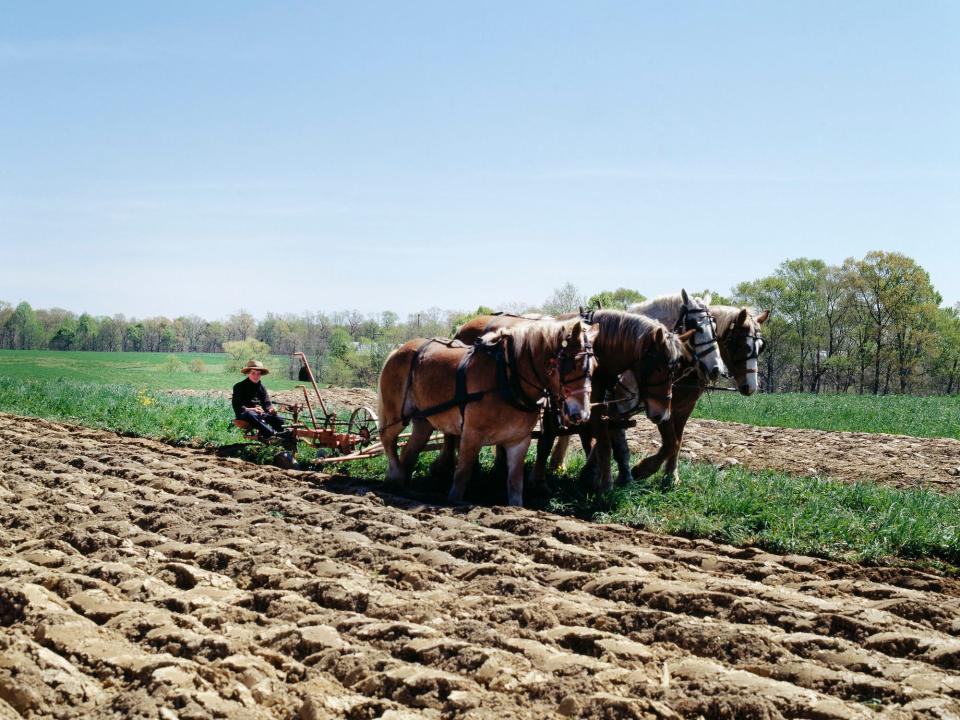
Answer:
top-left (3, 408), bottom-right (960, 719)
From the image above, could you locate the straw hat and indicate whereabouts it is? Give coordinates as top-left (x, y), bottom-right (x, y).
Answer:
top-left (240, 359), bottom-right (270, 375)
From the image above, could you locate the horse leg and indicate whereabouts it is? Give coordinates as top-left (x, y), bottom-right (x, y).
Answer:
top-left (632, 421), bottom-right (670, 481)
top-left (582, 416), bottom-right (612, 491)
top-left (611, 425), bottom-right (632, 485)
top-left (432, 433), bottom-right (458, 482)
top-left (532, 414), bottom-right (559, 489)
top-left (449, 433), bottom-right (483, 503)
top-left (659, 387), bottom-right (698, 488)
top-left (548, 434), bottom-right (569, 472)
top-left (399, 418), bottom-right (434, 480)
top-left (380, 419), bottom-right (408, 487)
top-left (504, 437), bottom-right (533, 506)
top-left (493, 445), bottom-right (508, 481)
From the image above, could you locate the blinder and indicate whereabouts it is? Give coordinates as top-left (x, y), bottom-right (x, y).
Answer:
top-left (723, 323), bottom-right (766, 377)
top-left (676, 304), bottom-right (722, 367)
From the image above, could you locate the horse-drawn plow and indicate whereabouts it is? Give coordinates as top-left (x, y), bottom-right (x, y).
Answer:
top-left (232, 352), bottom-right (448, 468)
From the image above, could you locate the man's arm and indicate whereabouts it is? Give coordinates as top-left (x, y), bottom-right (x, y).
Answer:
top-left (259, 384), bottom-right (274, 413)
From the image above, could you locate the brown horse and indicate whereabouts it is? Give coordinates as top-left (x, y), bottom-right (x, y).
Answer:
top-left (429, 313), bottom-right (553, 481)
top-left (630, 305), bottom-right (769, 487)
top-left (377, 318), bottom-right (595, 506)
top-left (562, 309), bottom-right (695, 491)
top-left (448, 309), bottom-right (694, 492)
top-left (537, 291), bottom-right (725, 486)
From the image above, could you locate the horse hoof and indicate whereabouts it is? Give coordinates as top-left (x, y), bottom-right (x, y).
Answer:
top-left (658, 475), bottom-right (676, 491)
top-left (631, 461), bottom-right (657, 480)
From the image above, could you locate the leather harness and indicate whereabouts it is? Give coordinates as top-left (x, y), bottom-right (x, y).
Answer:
top-left (404, 334), bottom-right (552, 428)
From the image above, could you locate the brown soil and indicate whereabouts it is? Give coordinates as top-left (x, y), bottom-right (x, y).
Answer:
top-left (3, 409), bottom-right (960, 718)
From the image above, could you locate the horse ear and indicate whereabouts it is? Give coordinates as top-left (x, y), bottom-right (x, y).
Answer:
top-left (736, 308), bottom-right (749, 327)
top-left (654, 326), bottom-right (665, 346)
top-left (702, 292), bottom-right (712, 305)
top-left (756, 309), bottom-right (770, 324)
top-left (679, 328), bottom-right (696, 344)
top-left (569, 319), bottom-right (582, 339)
top-left (681, 288), bottom-right (690, 306)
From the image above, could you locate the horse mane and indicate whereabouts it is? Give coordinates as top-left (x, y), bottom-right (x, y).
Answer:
top-left (710, 305), bottom-right (759, 337)
top-left (591, 309), bottom-right (676, 359)
top-left (627, 294), bottom-right (685, 324)
top-left (498, 318), bottom-right (572, 359)
top-left (491, 312), bottom-right (554, 321)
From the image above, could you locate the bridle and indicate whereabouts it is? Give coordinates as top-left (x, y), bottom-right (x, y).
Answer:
top-left (721, 323), bottom-right (766, 378)
top-left (595, 338), bottom-right (682, 420)
top-left (510, 324), bottom-right (595, 421)
top-left (675, 303), bottom-right (721, 379)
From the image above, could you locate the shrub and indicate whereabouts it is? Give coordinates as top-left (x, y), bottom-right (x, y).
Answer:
top-left (189, 358), bottom-right (206, 374)
top-left (163, 354), bottom-right (183, 373)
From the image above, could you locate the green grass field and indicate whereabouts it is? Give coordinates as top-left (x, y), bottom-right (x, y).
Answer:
top-left (3, 351), bottom-right (960, 438)
top-left (0, 350), bottom-right (305, 392)
top-left (693, 390), bottom-right (960, 439)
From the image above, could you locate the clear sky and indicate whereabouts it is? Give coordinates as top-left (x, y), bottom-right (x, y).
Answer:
top-left (2, 2), bottom-right (958, 321)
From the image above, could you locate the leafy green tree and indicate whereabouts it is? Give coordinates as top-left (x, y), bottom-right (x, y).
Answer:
top-left (200, 321), bottom-right (227, 353)
top-left (449, 305), bottom-right (495, 335)
top-left (327, 327), bottom-right (353, 360)
top-left (925, 305), bottom-right (960, 394)
top-left (542, 282), bottom-right (586, 315)
top-left (5, 302), bottom-right (46, 350)
top-left (95, 316), bottom-right (125, 352)
top-left (772, 258), bottom-right (827, 391)
top-left (380, 310), bottom-right (399, 330)
top-left (227, 310), bottom-right (257, 341)
top-left (587, 288), bottom-right (645, 310)
top-left (851, 251), bottom-right (938, 394)
top-left (76, 313), bottom-right (99, 350)
top-left (125, 322), bottom-right (144, 351)
top-left (50, 316), bottom-right (79, 350)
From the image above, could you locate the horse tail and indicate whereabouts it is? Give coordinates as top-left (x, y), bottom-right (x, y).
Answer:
top-left (377, 339), bottom-right (429, 433)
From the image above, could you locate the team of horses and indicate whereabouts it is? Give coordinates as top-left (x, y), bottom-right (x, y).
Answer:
top-left (376, 290), bottom-right (769, 506)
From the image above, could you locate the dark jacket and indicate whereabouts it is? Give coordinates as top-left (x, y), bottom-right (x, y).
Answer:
top-left (232, 377), bottom-right (273, 418)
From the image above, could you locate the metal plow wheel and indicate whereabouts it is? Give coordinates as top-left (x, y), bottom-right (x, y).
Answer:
top-left (347, 406), bottom-right (378, 448)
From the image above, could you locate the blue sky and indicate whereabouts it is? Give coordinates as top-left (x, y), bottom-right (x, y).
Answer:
top-left (2, 2), bottom-right (958, 320)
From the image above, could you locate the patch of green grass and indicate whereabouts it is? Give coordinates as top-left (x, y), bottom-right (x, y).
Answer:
top-left (693, 391), bottom-right (960, 440)
top-left (0, 350), bottom-right (304, 392)
top-left (591, 461), bottom-right (960, 569)
top-left (0, 375), bottom-right (239, 445)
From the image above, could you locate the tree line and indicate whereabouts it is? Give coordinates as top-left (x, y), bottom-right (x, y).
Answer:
top-left (3, 250), bottom-right (959, 394)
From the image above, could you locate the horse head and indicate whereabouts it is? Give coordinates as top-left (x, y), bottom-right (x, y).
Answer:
top-left (680, 289), bottom-right (726, 382)
top-left (722, 307), bottom-right (769, 395)
top-left (543, 318), bottom-right (596, 425)
top-left (632, 325), bottom-right (692, 425)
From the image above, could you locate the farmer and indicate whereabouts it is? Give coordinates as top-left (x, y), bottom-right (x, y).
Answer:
top-left (232, 359), bottom-right (285, 441)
